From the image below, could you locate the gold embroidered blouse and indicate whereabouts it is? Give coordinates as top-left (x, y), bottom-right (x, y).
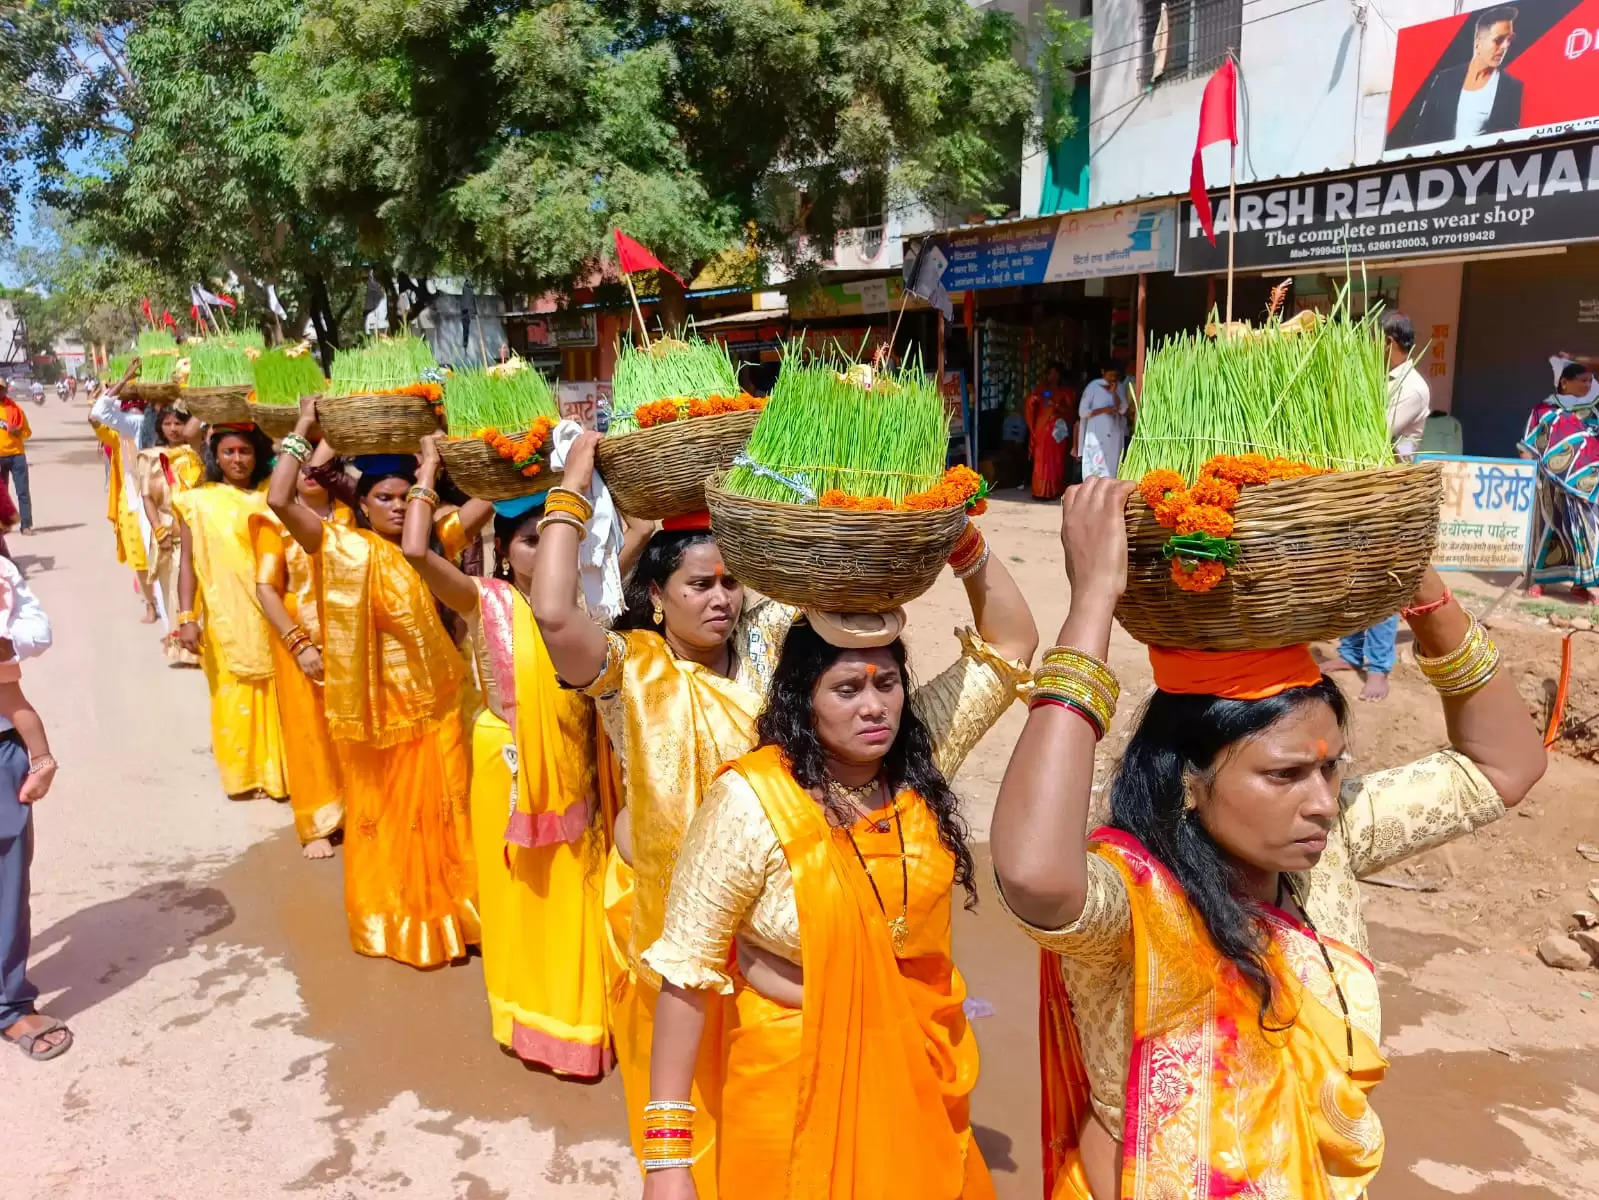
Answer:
top-left (641, 629), bottom-right (1033, 992)
top-left (999, 749), bottom-right (1505, 1138)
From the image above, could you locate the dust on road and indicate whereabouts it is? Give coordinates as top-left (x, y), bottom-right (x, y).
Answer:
top-left (5, 400), bottom-right (1597, 1199)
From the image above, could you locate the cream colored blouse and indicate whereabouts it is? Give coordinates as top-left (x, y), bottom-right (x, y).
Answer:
top-left (641, 629), bottom-right (1032, 992)
top-left (999, 750), bottom-right (1506, 1138)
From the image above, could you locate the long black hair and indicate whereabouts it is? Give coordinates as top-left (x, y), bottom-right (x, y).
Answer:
top-left (755, 620), bottom-right (977, 906)
top-left (203, 426), bottom-right (274, 487)
top-left (613, 528), bottom-right (725, 632)
top-left (1109, 678), bottom-right (1348, 1022)
top-left (492, 506), bottom-right (545, 581)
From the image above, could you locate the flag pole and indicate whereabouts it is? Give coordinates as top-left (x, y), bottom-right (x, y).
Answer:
top-left (623, 271), bottom-right (652, 349)
top-left (1224, 48), bottom-right (1238, 327)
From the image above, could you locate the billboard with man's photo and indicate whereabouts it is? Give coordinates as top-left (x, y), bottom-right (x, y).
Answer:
top-left (1385, 0), bottom-right (1599, 154)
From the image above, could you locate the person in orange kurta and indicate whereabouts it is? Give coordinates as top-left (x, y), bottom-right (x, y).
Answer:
top-left (267, 400), bottom-right (477, 969)
top-left (637, 561), bottom-right (1037, 1195)
top-left (1025, 362), bottom-right (1075, 502)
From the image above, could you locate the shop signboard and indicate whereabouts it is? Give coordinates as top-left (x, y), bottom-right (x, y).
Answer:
top-left (789, 276), bottom-right (924, 320)
top-left (1417, 454), bottom-right (1537, 571)
top-left (557, 381), bottom-right (611, 432)
top-left (524, 311), bottom-right (598, 349)
top-left (918, 204), bottom-right (1175, 292)
top-left (1177, 136), bottom-right (1599, 275)
top-left (1384, 0), bottom-right (1599, 157)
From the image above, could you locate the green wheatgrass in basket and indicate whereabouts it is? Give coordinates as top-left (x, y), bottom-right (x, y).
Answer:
top-left (252, 347), bottom-right (328, 407)
top-left (443, 361), bottom-right (558, 433)
top-left (133, 330), bottom-right (181, 383)
top-left (609, 336), bottom-right (738, 433)
top-left (1119, 282), bottom-right (1394, 484)
top-left (722, 362), bottom-right (947, 505)
top-left (107, 352), bottom-right (136, 382)
top-left (185, 342), bottom-right (255, 388)
top-left (327, 334), bottom-right (439, 397)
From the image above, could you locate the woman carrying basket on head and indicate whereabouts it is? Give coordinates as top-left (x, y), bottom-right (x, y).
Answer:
top-left (530, 431), bottom-right (789, 1195)
top-left (268, 399), bottom-right (478, 969)
top-left (989, 477), bottom-right (1546, 1200)
top-left (173, 424), bottom-right (289, 803)
top-left (400, 432), bottom-right (649, 1076)
top-left (137, 406), bottom-right (205, 666)
top-left (636, 527), bottom-right (1036, 1198)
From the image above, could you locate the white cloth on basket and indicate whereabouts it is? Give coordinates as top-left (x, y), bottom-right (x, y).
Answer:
top-left (549, 419), bottom-right (625, 623)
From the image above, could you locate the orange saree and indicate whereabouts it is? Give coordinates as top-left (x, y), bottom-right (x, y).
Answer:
top-left (1040, 829), bottom-right (1386, 1200)
top-left (718, 746), bottom-right (993, 1200)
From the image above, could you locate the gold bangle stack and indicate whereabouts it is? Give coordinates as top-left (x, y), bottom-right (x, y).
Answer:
top-left (406, 484), bottom-right (440, 507)
top-left (282, 623), bottom-right (313, 655)
top-left (1030, 645), bottom-right (1120, 740)
top-left (545, 487), bottom-right (594, 523)
top-left (1415, 615), bottom-right (1500, 698)
top-left (175, 610), bottom-right (200, 627)
top-left (640, 1100), bottom-right (695, 1173)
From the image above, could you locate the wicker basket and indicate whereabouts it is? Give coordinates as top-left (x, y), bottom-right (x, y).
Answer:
top-left (248, 399), bottom-right (305, 440)
top-left (438, 436), bottom-right (565, 502)
top-left (181, 385), bottom-right (252, 426)
top-left (596, 409), bottom-right (760, 519)
top-left (317, 392), bottom-right (441, 456)
top-left (705, 474), bottom-right (968, 611)
top-left (124, 380), bottom-right (181, 406)
top-left (1115, 462), bottom-right (1445, 651)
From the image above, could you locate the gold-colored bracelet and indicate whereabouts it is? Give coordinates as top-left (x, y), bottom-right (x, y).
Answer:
top-left (1416, 616), bottom-right (1501, 698)
top-left (536, 511), bottom-right (587, 536)
top-left (640, 1100), bottom-right (695, 1172)
top-left (406, 484), bottom-right (440, 507)
top-left (175, 610), bottom-right (200, 626)
top-left (1038, 646), bottom-right (1121, 704)
top-left (545, 486), bottom-right (594, 522)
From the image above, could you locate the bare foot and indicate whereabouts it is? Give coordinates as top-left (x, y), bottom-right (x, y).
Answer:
top-left (302, 837), bottom-right (336, 861)
top-left (140, 603), bottom-right (159, 624)
top-left (1316, 656), bottom-right (1360, 675)
top-left (1359, 672), bottom-right (1390, 702)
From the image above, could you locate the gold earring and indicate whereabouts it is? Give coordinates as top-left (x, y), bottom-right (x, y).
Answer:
top-left (652, 602), bottom-right (664, 627)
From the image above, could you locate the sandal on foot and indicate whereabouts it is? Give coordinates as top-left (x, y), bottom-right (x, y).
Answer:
top-left (3, 1015), bottom-right (74, 1061)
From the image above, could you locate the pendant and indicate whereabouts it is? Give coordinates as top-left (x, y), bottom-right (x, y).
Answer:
top-left (888, 914), bottom-right (909, 955)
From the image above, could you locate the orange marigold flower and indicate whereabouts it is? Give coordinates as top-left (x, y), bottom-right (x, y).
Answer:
top-left (1151, 489), bottom-right (1191, 529)
top-left (1188, 476), bottom-right (1240, 509)
top-left (1175, 504), bottom-right (1236, 538)
top-left (819, 489), bottom-right (852, 508)
top-left (1170, 559), bottom-right (1227, 593)
top-left (1138, 468), bottom-right (1186, 510)
top-left (1203, 453), bottom-right (1269, 486)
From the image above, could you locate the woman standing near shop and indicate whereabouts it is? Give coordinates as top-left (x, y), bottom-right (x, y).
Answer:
top-left (173, 425), bottom-right (288, 802)
top-left (1076, 363), bottom-right (1131, 481)
top-left (989, 478), bottom-right (1545, 1199)
top-left (252, 442), bottom-right (355, 860)
top-left (1026, 362), bottom-right (1076, 501)
top-left (138, 408), bottom-right (205, 666)
top-left (1522, 361), bottom-right (1599, 603)
top-left (268, 399), bottom-right (477, 968)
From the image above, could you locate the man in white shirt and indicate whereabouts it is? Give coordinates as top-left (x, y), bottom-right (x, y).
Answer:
top-left (0, 556), bottom-right (66, 1060)
top-left (1322, 312), bottom-right (1430, 702)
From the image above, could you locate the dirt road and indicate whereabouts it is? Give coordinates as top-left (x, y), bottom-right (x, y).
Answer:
top-left (6, 399), bottom-right (1598, 1199)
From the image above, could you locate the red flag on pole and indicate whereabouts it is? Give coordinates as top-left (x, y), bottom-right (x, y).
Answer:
top-left (141, 297), bottom-right (154, 325)
top-left (161, 310), bottom-right (178, 332)
top-left (613, 229), bottom-right (685, 286)
top-left (1189, 59), bottom-right (1239, 247)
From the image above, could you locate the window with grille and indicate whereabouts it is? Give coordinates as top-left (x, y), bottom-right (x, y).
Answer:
top-left (1139, 0), bottom-right (1241, 87)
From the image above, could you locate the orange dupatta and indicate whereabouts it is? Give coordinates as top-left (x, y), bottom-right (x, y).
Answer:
top-left (726, 746), bottom-right (992, 1200)
top-left (1040, 828), bottom-right (1386, 1200)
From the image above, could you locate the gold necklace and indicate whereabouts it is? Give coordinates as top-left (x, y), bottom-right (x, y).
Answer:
top-left (825, 775), bottom-right (889, 832)
top-left (1279, 875), bottom-right (1356, 1076)
top-left (842, 801), bottom-right (911, 955)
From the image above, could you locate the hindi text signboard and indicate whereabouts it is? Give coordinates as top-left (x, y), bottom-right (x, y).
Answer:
top-left (1418, 454), bottom-right (1537, 571)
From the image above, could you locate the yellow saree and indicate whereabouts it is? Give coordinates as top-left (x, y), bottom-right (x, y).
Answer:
top-left (250, 504), bottom-right (354, 843)
top-left (171, 483), bottom-right (286, 799)
top-left (138, 444), bottom-right (203, 664)
top-left (319, 522), bottom-right (478, 968)
top-left (470, 579), bottom-right (609, 1074)
top-left (1040, 829), bottom-right (1386, 1200)
top-left (714, 746), bottom-right (993, 1200)
top-left (94, 424), bottom-right (149, 571)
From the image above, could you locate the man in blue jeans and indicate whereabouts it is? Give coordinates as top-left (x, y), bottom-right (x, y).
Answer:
top-left (0, 556), bottom-right (63, 1060)
top-left (1322, 310), bottom-right (1430, 701)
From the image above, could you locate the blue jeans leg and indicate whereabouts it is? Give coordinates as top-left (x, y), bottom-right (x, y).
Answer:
top-left (0, 739), bottom-right (37, 1028)
top-left (0, 455), bottom-right (30, 531)
top-left (1362, 614), bottom-right (1399, 675)
top-left (1338, 629), bottom-right (1366, 668)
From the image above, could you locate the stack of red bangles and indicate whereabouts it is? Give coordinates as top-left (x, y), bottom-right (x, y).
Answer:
top-left (640, 1099), bottom-right (695, 1173)
top-left (1030, 645), bottom-right (1120, 740)
top-left (947, 522), bottom-right (989, 580)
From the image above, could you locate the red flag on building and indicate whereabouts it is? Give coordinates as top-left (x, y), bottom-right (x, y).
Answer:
top-left (613, 229), bottom-right (684, 286)
top-left (1189, 59), bottom-right (1239, 247)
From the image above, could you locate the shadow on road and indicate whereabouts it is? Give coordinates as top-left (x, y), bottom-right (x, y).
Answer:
top-left (27, 878), bottom-right (236, 1022)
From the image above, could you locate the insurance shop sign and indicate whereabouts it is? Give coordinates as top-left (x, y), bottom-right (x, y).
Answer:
top-left (1176, 136), bottom-right (1599, 275)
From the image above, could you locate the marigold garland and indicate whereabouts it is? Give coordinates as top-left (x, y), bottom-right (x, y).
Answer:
top-left (1139, 453), bottom-right (1327, 593)
top-left (353, 381), bottom-right (448, 420)
top-left (817, 464), bottom-right (990, 515)
top-left (632, 393), bottom-right (766, 429)
top-left (464, 417), bottom-right (556, 477)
